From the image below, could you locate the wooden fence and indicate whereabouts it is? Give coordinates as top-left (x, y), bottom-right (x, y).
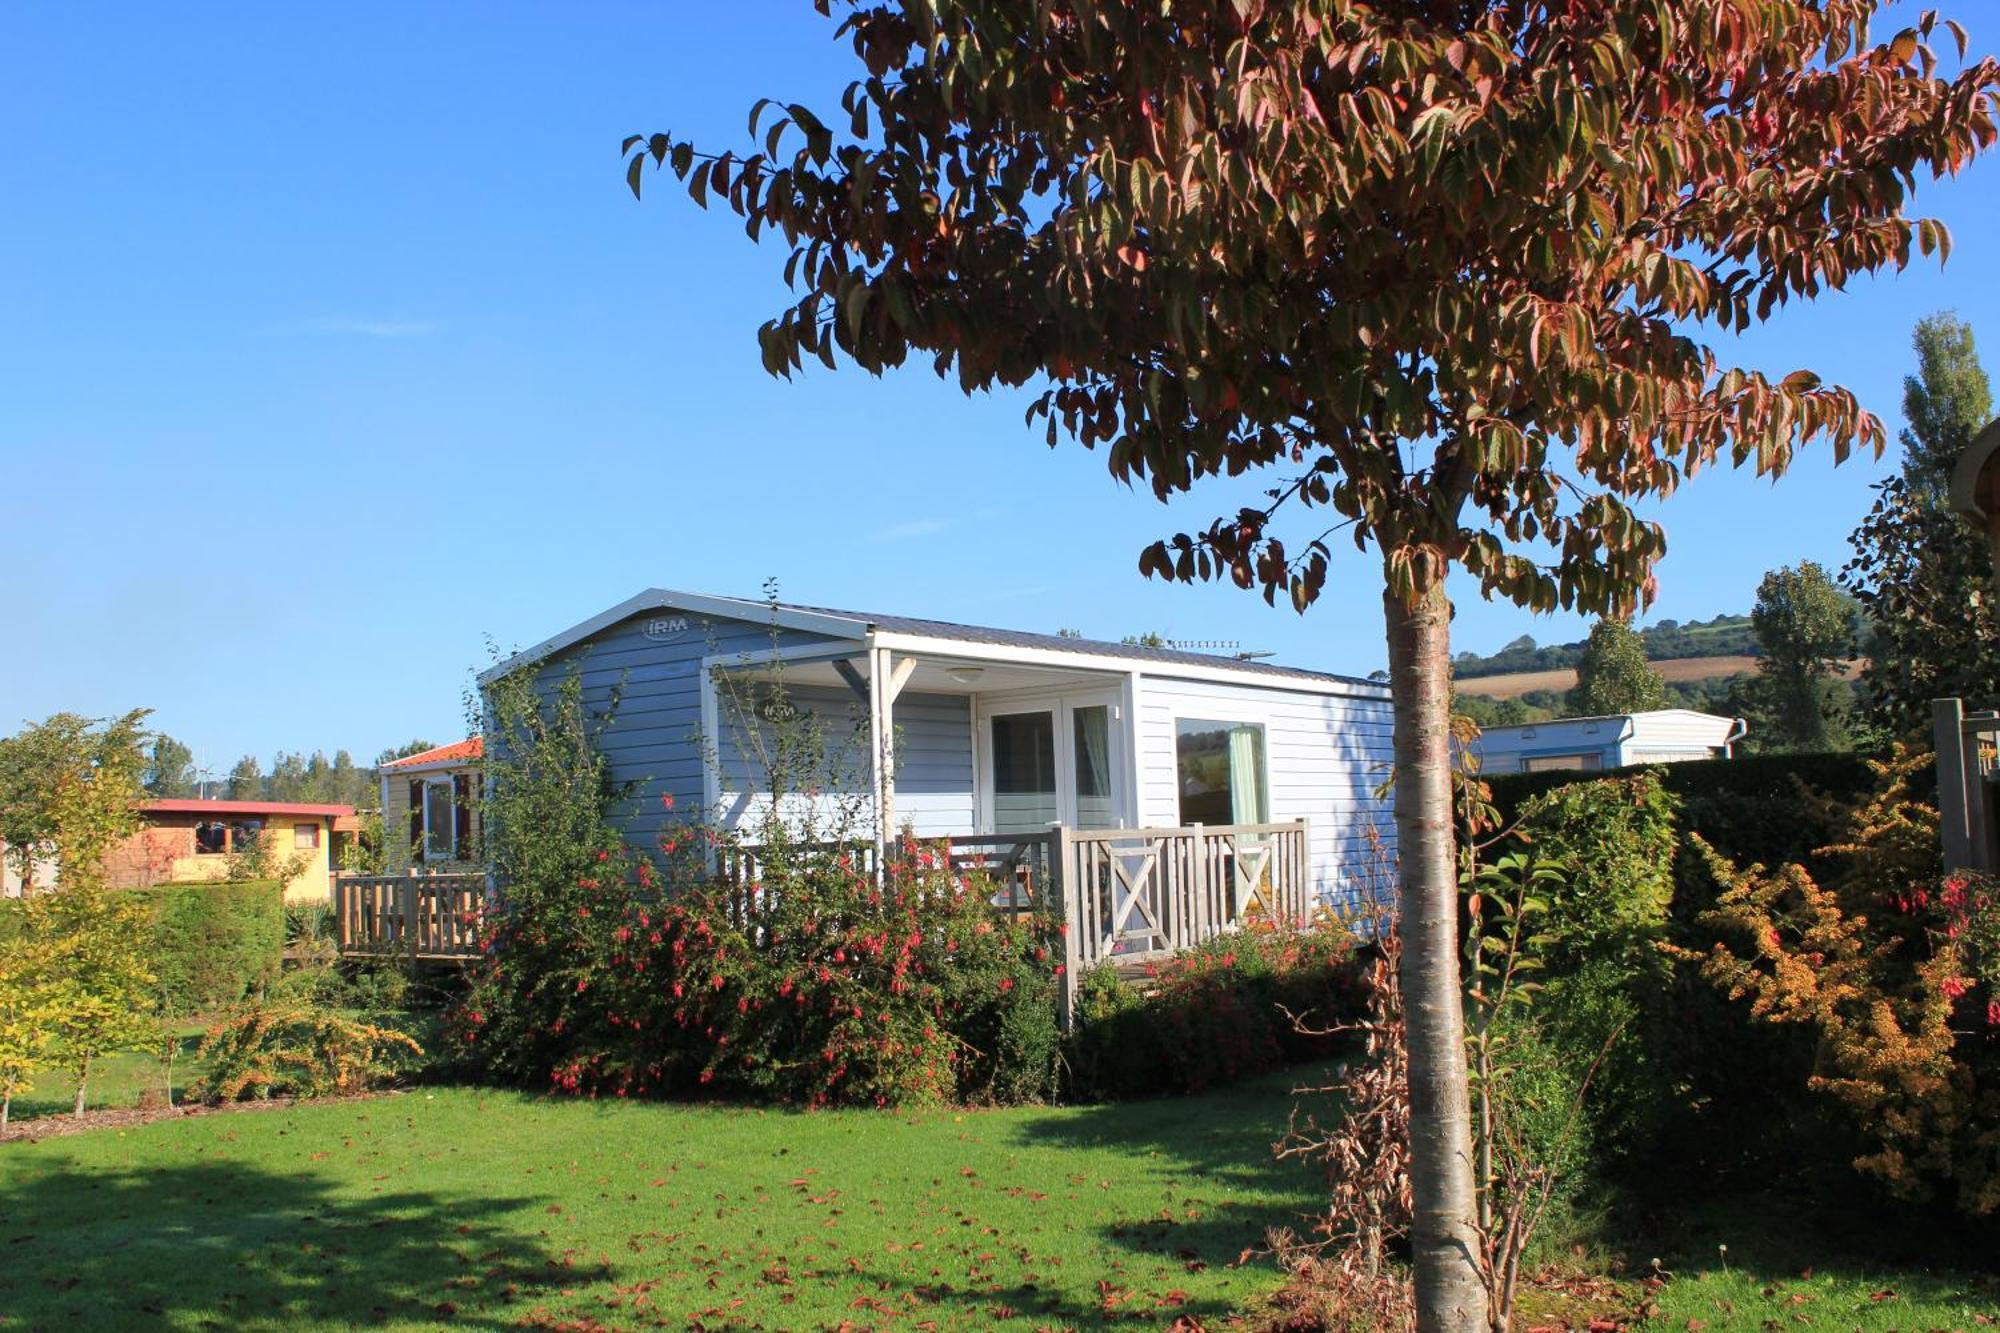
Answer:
top-left (332, 871), bottom-right (486, 962)
top-left (332, 820), bottom-right (1315, 1024)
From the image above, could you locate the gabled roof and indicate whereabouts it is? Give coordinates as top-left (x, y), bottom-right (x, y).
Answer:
top-left (380, 738), bottom-right (484, 771)
top-left (141, 799), bottom-right (355, 819)
top-left (479, 587), bottom-right (1386, 694)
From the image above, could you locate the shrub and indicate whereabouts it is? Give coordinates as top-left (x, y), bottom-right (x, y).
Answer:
top-left (130, 879), bottom-right (285, 1013)
top-left (195, 999), bottom-right (425, 1103)
top-left (1509, 775), bottom-right (1677, 1165)
top-left (1672, 749), bottom-right (2000, 1215)
top-left (474, 838), bottom-right (1060, 1109)
top-left (456, 648), bottom-right (1063, 1109)
top-left (1065, 917), bottom-right (1361, 1101)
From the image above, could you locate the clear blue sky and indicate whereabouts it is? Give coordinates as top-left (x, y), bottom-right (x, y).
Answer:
top-left (3, 3), bottom-right (1997, 771)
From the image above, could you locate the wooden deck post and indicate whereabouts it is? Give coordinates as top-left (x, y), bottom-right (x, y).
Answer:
top-left (403, 873), bottom-right (419, 970)
top-left (1054, 825), bottom-right (1080, 1029)
top-left (1295, 818), bottom-right (1310, 925)
top-left (1936, 698), bottom-right (1977, 872)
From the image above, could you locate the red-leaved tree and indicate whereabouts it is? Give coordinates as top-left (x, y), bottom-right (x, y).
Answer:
top-left (628, 4), bottom-right (1998, 1326)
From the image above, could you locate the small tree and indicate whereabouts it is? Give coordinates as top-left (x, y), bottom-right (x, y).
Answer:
top-left (0, 902), bottom-right (68, 1130)
top-left (1750, 561), bottom-right (1856, 751)
top-left (0, 712), bottom-right (159, 1116)
top-left (1844, 313), bottom-right (2000, 735)
top-left (630, 7), bottom-right (2000, 1323)
top-left (0, 711), bottom-right (151, 895)
top-left (1568, 620), bottom-right (1666, 717)
top-left (44, 885), bottom-right (156, 1115)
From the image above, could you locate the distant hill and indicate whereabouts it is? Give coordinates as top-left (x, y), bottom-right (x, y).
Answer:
top-left (1458, 654), bottom-right (1767, 700)
top-left (1451, 614), bottom-right (1759, 681)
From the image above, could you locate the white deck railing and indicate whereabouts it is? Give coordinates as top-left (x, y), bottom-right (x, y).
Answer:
top-left (334, 820), bottom-right (1316, 1024)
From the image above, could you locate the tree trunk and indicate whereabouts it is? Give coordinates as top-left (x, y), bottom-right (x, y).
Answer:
top-left (1383, 575), bottom-right (1489, 1332)
top-left (73, 1058), bottom-right (89, 1119)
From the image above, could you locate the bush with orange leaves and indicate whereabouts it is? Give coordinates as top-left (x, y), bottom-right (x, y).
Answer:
top-left (1677, 750), bottom-right (2000, 1216)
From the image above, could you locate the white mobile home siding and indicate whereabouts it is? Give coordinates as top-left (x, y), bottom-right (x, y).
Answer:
top-left (1473, 709), bottom-right (1740, 775)
top-left (1133, 674), bottom-right (1396, 911)
top-left (1623, 710), bottom-right (1739, 764)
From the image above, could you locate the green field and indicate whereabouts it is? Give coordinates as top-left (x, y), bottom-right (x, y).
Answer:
top-left (0, 1072), bottom-right (1328, 1330)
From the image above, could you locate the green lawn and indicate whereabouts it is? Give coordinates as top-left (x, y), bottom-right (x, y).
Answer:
top-left (0, 1070), bottom-right (1331, 1330)
top-left (1634, 1193), bottom-right (2000, 1332)
top-left (6, 1070), bottom-right (1994, 1331)
top-left (6, 1027), bottom-right (208, 1122)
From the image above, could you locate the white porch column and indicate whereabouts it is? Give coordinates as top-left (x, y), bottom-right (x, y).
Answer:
top-left (868, 646), bottom-right (918, 862)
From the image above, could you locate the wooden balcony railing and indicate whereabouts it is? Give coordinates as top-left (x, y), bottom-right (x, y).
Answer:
top-left (332, 871), bottom-right (486, 962)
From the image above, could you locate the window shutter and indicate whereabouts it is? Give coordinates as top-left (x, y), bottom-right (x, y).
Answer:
top-left (453, 773), bottom-right (472, 860)
top-left (408, 780), bottom-right (423, 852)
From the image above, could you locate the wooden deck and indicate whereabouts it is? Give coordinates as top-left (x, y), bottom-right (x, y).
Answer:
top-left (333, 820), bottom-right (1314, 1022)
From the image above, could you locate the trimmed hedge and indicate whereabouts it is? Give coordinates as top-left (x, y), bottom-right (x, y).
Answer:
top-left (1490, 751), bottom-right (1877, 885)
top-left (128, 879), bottom-right (286, 1013)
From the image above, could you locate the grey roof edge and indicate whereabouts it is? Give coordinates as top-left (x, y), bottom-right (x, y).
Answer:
top-left (478, 586), bottom-right (1389, 696)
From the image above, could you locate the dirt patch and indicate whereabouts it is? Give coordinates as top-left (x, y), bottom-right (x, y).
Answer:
top-left (0, 1090), bottom-right (398, 1145)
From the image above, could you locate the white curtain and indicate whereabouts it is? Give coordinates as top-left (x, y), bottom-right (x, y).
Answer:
top-left (1074, 706), bottom-right (1113, 827)
top-left (1227, 726), bottom-right (1265, 825)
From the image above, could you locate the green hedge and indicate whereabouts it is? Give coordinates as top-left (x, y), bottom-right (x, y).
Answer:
top-left (1489, 752), bottom-right (1877, 882)
top-left (1489, 756), bottom-right (1884, 1184)
top-left (0, 879), bottom-right (285, 1015)
top-left (127, 879), bottom-right (286, 1013)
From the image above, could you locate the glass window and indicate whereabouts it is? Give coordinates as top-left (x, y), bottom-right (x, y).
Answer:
top-left (1523, 753), bottom-right (1603, 773)
top-left (228, 819), bottom-right (264, 852)
top-left (293, 823), bottom-right (320, 850)
top-left (1175, 719), bottom-right (1268, 826)
top-left (991, 711), bottom-right (1057, 834)
top-left (194, 821), bottom-right (227, 854)
top-left (423, 781), bottom-right (458, 860)
top-left (1072, 705), bottom-right (1115, 828)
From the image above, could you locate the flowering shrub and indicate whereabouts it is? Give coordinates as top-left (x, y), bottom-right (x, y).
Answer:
top-left (1066, 916), bottom-right (1361, 1100)
top-left (457, 825), bottom-right (1061, 1109)
top-left (455, 651), bottom-right (1062, 1109)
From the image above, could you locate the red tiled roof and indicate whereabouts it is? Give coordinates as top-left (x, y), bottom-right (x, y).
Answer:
top-left (380, 737), bottom-right (484, 770)
top-left (141, 799), bottom-right (356, 819)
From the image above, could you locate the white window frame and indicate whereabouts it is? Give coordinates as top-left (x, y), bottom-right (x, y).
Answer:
top-left (421, 777), bottom-right (458, 862)
top-left (1171, 715), bottom-right (1272, 828)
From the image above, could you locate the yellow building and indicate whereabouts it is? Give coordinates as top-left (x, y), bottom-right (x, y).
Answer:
top-left (110, 799), bottom-right (360, 902)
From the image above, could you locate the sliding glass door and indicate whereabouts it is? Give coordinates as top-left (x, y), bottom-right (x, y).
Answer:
top-left (989, 710), bottom-right (1059, 835)
top-left (982, 693), bottom-right (1124, 833)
